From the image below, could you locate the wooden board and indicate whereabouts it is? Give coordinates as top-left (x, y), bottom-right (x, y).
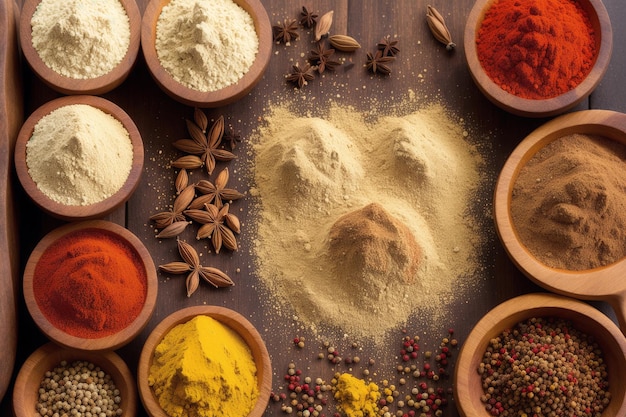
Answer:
top-left (3, 0), bottom-right (626, 415)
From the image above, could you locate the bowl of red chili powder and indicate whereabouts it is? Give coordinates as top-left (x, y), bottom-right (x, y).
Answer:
top-left (23, 220), bottom-right (158, 351)
top-left (454, 293), bottom-right (626, 417)
top-left (464, 0), bottom-right (612, 117)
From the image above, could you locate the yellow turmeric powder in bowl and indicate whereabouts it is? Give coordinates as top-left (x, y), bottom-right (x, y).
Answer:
top-left (146, 314), bottom-right (259, 417)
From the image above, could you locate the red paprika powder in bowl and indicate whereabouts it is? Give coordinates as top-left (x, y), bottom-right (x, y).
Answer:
top-left (23, 220), bottom-right (158, 351)
top-left (464, 0), bottom-right (612, 117)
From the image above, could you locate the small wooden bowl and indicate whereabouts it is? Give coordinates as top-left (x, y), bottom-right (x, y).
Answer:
top-left (14, 95), bottom-right (144, 221)
top-left (22, 220), bottom-right (158, 351)
top-left (141, 0), bottom-right (272, 108)
top-left (13, 342), bottom-right (137, 417)
top-left (494, 110), bottom-right (626, 334)
top-left (19, 0), bottom-right (141, 95)
top-left (137, 306), bottom-right (272, 417)
top-left (454, 293), bottom-right (626, 417)
top-left (464, 0), bottom-right (612, 117)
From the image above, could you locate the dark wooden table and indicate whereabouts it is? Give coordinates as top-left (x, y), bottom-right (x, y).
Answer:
top-left (3, 0), bottom-right (626, 416)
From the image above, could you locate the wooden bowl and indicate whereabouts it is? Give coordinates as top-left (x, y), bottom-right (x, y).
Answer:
top-left (19, 0), bottom-right (141, 95)
top-left (14, 95), bottom-right (143, 221)
top-left (141, 0), bottom-right (272, 108)
top-left (137, 306), bottom-right (272, 417)
top-left (464, 0), bottom-right (612, 117)
top-left (454, 293), bottom-right (626, 417)
top-left (22, 220), bottom-right (158, 351)
top-left (494, 110), bottom-right (626, 334)
top-left (13, 342), bottom-right (137, 417)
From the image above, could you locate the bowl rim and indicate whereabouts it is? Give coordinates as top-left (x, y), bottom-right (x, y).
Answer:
top-left (494, 110), bottom-right (626, 305)
top-left (453, 293), bottom-right (626, 417)
top-left (464, 0), bottom-right (613, 117)
top-left (13, 342), bottom-right (138, 417)
top-left (19, 0), bottom-right (141, 95)
top-left (140, 0), bottom-right (273, 108)
top-left (22, 220), bottom-right (158, 351)
top-left (137, 305), bottom-right (272, 417)
top-left (14, 95), bottom-right (144, 221)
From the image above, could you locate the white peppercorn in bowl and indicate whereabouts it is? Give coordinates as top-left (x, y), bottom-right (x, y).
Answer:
top-left (14, 95), bottom-right (144, 221)
top-left (141, 0), bottom-right (273, 108)
top-left (19, 0), bottom-right (141, 95)
top-left (454, 293), bottom-right (626, 417)
top-left (13, 342), bottom-right (137, 417)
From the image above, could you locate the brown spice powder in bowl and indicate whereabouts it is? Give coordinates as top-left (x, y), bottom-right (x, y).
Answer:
top-left (494, 109), bottom-right (626, 332)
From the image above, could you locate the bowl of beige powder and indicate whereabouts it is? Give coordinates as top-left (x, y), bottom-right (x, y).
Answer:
top-left (494, 109), bottom-right (626, 330)
top-left (20, 0), bottom-right (141, 95)
top-left (14, 95), bottom-right (144, 220)
top-left (141, 0), bottom-right (272, 107)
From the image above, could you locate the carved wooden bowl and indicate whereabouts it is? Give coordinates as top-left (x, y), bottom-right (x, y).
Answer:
top-left (494, 110), bottom-right (626, 334)
top-left (19, 0), bottom-right (141, 95)
top-left (464, 0), bottom-right (612, 117)
top-left (141, 0), bottom-right (272, 107)
top-left (14, 95), bottom-right (143, 221)
top-left (22, 220), bottom-right (158, 351)
top-left (13, 342), bottom-right (137, 417)
top-left (454, 293), bottom-right (626, 417)
top-left (137, 306), bottom-right (272, 417)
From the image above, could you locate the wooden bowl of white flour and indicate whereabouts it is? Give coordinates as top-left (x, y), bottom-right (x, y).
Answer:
top-left (20, 0), bottom-right (141, 95)
top-left (141, 0), bottom-right (272, 107)
top-left (14, 95), bottom-right (144, 220)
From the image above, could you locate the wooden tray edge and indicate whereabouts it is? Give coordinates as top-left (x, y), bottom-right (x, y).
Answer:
top-left (0, 0), bottom-right (24, 403)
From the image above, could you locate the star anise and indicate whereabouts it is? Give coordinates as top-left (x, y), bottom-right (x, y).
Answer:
top-left (286, 64), bottom-right (315, 88)
top-left (151, 184), bottom-right (196, 236)
top-left (365, 50), bottom-right (395, 75)
top-left (299, 6), bottom-right (318, 28)
top-left (188, 167), bottom-right (244, 209)
top-left (223, 126), bottom-right (241, 150)
top-left (159, 239), bottom-right (233, 297)
top-left (273, 19), bottom-right (299, 44)
top-left (377, 35), bottom-right (400, 57)
top-left (172, 111), bottom-right (236, 175)
top-left (192, 203), bottom-right (240, 254)
top-left (308, 42), bottom-right (340, 73)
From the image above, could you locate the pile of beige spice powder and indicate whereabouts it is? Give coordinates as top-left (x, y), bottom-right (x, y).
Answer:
top-left (248, 100), bottom-right (485, 342)
top-left (26, 104), bottom-right (133, 206)
top-left (155, 0), bottom-right (259, 92)
top-left (31, 0), bottom-right (130, 79)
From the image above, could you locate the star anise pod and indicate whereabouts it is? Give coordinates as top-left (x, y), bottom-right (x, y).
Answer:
top-left (273, 19), bottom-right (299, 44)
top-left (223, 126), bottom-right (241, 150)
top-left (188, 167), bottom-right (244, 209)
top-left (377, 35), bottom-right (400, 57)
top-left (172, 113), bottom-right (236, 175)
top-left (365, 50), bottom-right (395, 75)
top-left (151, 184), bottom-right (196, 235)
top-left (299, 6), bottom-right (318, 28)
top-left (159, 239), bottom-right (233, 297)
top-left (194, 203), bottom-right (240, 254)
top-left (286, 64), bottom-right (315, 88)
top-left (308, 42), bottom-right (340, 74)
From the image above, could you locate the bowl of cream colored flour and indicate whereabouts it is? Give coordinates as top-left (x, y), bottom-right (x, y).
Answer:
top-left (141, 0), bottom-right (272, 107)
top-left (14, 95), bottom-right (144, 220)
top-left (20, 0), bottom-right (141, 95)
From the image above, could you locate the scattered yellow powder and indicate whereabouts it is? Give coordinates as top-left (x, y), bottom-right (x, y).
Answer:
top-left (333, 373), bottom-right (380, 417)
